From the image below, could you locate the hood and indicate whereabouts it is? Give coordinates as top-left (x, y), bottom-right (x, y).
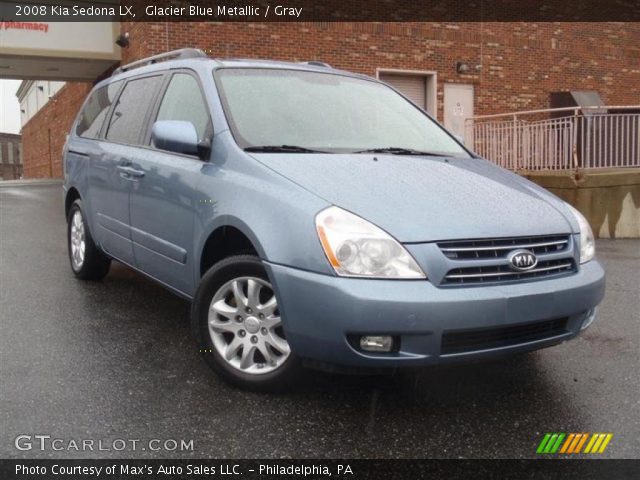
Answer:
top-left (251, 153), bottom-right (577, 243)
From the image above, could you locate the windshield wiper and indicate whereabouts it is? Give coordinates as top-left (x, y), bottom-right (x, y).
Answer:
top-left (244, 145), bottom-right (328, 153)
top-left (354, 147), bottom-right (448, 156)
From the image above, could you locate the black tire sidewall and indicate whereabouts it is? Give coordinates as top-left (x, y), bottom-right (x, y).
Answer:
top-left (192, 255), bottom-right (300, 391)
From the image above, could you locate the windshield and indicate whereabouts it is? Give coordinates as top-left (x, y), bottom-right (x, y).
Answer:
top-left (215, 68), bottom-right (471, 157)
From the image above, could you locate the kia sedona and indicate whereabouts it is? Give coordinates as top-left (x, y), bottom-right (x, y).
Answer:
top-left (63, 49), bottom-right (605, 391)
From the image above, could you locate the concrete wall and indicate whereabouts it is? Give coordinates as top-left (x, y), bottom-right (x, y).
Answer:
top-left (524, 168), bottom-right (640, 239)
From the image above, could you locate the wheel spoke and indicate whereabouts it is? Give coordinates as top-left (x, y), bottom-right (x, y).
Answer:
top-left (265, 332), bottom-right (290, 355)
top-left (232, 280), bottom-right (248, 308)
top-left (258, 296), bottom-right (277, 316)
top-left (240, 345), bottom-right (256, 369)
top-left (246, 279), bottom-right (261, 308)
top-left (262, 315), bottom-right (282, 329)
top-left (211, 299), bottom-right (237, 319)
top-left (225, 336), bottom-right (243, 361)
top-left (257, 342), bottom-right (275, 365)
top-left (208, 318), bottom-right (239, 334)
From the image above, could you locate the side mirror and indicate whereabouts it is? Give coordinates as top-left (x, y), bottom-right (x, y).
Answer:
top-left (151, 120), bottom-right (199, 156)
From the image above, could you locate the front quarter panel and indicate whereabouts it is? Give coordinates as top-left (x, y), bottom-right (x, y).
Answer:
top-left (193, 132), bottom-right (334, 288)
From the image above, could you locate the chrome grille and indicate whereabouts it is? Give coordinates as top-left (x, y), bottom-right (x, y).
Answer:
top-left (438, 235), bottom-right (577, 286)
top-left (443, 259), bottom-right (576, 285)
top-left (438, 235), bottom-right (570, 260)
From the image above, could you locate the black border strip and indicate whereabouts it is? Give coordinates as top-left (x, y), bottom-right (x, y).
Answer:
top-left (1, 0), bottom-right (640, 22)
top-left (2, 459), bottom-right (640, 480)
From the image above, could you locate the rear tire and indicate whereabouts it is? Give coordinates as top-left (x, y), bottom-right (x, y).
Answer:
top-left (67, 199), bottom-right (111, 281)
top-left (192, 255), bottom-right (302, 392)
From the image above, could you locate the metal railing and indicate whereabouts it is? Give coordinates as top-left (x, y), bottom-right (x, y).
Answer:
top-left (465, 106), bottom-right (640, 171)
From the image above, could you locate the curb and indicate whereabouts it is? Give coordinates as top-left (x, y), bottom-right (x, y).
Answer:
top-left (0, 179), bottom-right (63, 188)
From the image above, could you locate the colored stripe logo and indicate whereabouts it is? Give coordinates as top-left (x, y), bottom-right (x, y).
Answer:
top-left (537, 433), bottom-right (613, 454)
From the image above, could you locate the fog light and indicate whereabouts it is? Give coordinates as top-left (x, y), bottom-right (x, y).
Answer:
top-left (581, 308), bottom-right (598, 331)
top-left (360, 336), bottom-right (393, 352)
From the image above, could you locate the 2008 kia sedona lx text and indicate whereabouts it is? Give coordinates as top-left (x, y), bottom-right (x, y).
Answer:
top-left (63, 49), bottom-right (605, 391)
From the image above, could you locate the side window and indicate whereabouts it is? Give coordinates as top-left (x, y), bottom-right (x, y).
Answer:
top-left (155, 73), bottom-right (211, 141)
top-left (106, 75), bottom-right (162, 145)
top-left (76, 81), bottom-right (121, 139)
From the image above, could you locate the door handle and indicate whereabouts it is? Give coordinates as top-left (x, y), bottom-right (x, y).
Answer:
top-left (117, 165), bottom-right (145, 180)
top-left (68, 148), bottom-right (90, 157)
top-left (127, 168), bottom-right (145, 179)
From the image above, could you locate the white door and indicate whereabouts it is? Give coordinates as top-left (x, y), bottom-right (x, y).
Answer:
top-left (444, 84), bottom-right (474, 143)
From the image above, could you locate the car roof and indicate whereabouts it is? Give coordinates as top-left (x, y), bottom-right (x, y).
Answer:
top-left (95, 56), bottom-right (371, 90)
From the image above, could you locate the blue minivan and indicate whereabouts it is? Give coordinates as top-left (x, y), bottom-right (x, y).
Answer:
top-left (64, 49), bottom-right (605, 390)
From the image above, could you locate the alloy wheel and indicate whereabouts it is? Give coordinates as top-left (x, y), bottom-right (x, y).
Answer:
top-left (70, 210), bottom-right (86, 270)
top-left (208, 276), bottom-right (291, 374)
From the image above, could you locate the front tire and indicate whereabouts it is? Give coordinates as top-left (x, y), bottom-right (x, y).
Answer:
top-left (192, 255), bottom-right (301, 391)
top-left (67, 199), bottom-right (111, 281)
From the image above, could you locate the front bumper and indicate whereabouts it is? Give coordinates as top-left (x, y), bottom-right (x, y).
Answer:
top-left (265, 260), bottom-right (605, 367)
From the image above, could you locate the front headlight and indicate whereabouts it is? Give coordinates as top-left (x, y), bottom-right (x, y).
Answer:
top-left (566, 203), bottom-right (595, 264)
top-left (315, 206), bottom-right (426, 279)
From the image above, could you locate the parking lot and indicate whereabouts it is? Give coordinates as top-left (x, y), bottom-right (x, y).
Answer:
top-left (1, 182), bottom-right (638, 459)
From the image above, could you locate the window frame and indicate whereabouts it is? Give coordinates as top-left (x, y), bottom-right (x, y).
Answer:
top-left (142, 68), bottom-right (213, 159)
top-left (74, 80), bottom-right (124, 140)
top-left (102, 72), bottom-right (166, 147)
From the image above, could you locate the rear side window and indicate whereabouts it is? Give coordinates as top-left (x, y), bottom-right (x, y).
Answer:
top-left (155, 73), bottom-right (211, 140)
top-left (75, 81), bottom-right (121, 139)
top-left (106, 75), bottom-right (162, 145)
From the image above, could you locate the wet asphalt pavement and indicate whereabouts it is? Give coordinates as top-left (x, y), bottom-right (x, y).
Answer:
top-left (1, 182), bottom-right (638, 459)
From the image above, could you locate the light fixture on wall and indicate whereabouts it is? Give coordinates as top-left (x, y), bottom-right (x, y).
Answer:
top-left (115, 32), bottom-right (130, 48)
top-left (456, 62), bottom-right (482, 75)
top-left (456, 62), bottom-right (470, 74)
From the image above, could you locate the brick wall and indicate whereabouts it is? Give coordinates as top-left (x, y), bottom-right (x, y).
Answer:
top-left (122, 22), bottom-right (640, 118)
top-left (21, 82), bottom-right (91, 178)
top-left (21, 21), bottom-right (640, 178)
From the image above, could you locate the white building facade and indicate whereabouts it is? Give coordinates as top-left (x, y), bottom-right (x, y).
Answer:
top-left (16, 80), bottom-right (66, 126)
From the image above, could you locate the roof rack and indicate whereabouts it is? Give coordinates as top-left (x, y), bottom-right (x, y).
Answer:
top-left (300, 61), bottom-right (332, 68)
top-left (113, 48), bottom-right (207, 76)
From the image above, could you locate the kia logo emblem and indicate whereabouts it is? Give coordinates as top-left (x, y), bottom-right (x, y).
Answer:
top-left (507, 249), bottom-right (538, 271)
